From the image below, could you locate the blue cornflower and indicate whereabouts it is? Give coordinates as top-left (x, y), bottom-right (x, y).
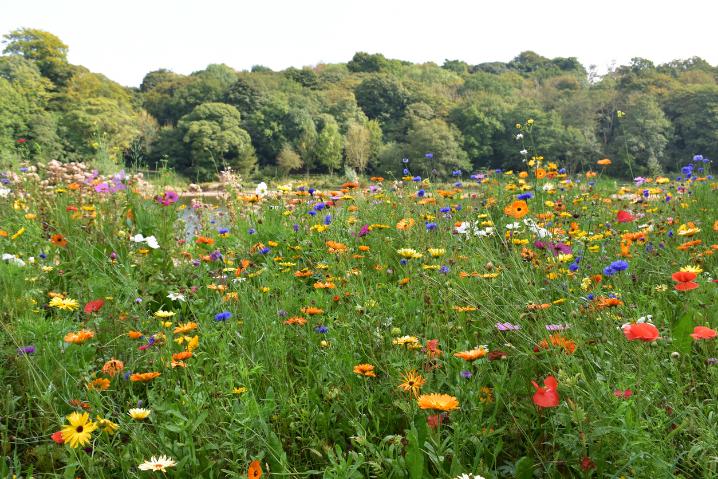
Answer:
top-left (218, 227), bottom-right (229, 234)
top-left (425, 153), bottom-right (433, 159)
top-left (308, 210), bottom-right (317, 216)
top-left (215, 311), bottom-right (232, 321)
top-left (248, 228), bottom-right (256, 235)
top-left (452, 170), bottom-right (462, 176)
top-left (314, 325), bottom-right (329, 334)
top-left (403, 168), bottom-right (410, 175)
top-left (417, 189), bottom-right (425, 197)
top-left (314, 202), bottom-right (325, 211)
top-left (439, 265), bottom-right (450, 274)
top-left (324, 214), bottom-right (332, 225)
top-left (259, 247), bottom-right (271, 255)
top-left (293, 224), bottom-right (299, 232)
top-left (610, 260), bottom-right (629, 272)
top-left (517, 192), bottom-right (533, 200)
top-left (400, 259), bottom-right (408, 265)
top-left (412, 176), bottom-right (422, 182)
top-left (308, 188), bottom-right (315, 196)
top-left (425, 222), bottom-right (437, 231)
top-left (402, 157), bottom-right (410, 164)
top-left (460, 370), bottom-right (472, 379)
top-left (439, 206), bottom-right (451, 213)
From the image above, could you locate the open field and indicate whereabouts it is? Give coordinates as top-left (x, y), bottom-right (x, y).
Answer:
top-left (1, 156), bottom-right (717, 478)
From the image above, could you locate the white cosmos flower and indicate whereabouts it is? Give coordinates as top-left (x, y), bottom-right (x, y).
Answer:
top-left (255, 181), bottom-right (268, 196)
top-left (2, 253), bottom-right (25, 267)
top-left (138, 455), bottom-right (176, 472)
top-left (520, 149), bottom-right (528, 155)
top-left (167, 292), bottom-right (186, 302)
top-left (144, 236), bottom-right (160, 249)
top-left (130, 234), bottom-right (146, 243)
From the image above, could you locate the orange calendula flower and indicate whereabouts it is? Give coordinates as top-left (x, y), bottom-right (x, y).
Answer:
top-left (102, 358), bottom-right (124, 377)
top-left (417, 393), bottom-right (460, 412)
top-left (313, 281), bottom-right (336, 289)
top-left (172, 351), bottom-right (192, 361)
top-left (130, 372), bottom-right (161, 383)
top-left (248, 460), bottom-right (263, 479)
top-left (398, 370), bottom-right (426, 397)
top-left (396, 218), bottom-right (416, 231)
top-left (597, 158), bottom-right (612, 166)
top-left (195, 236), bottom-right (215, 245)
top-left (87, 378), bottom-right (111, 391)
top-left (50, 234), bottom-right (68, 247)
top-left (301, 306), bottom-right (324, 315)
top-left (504, 200), bottom-right (529, 219)
top-left (173, 322), bottom-right (198, 335)
top-left (326, 241), bottom-right (347, 253)
top-left (453, 346), bottom-right (489, 361)
top-left (128, 330), bottom-right (143, 339)
top-left (284, 316), bottom-right (307, 326)
top-left (64, 330), bottom-right (95, 344)
top-left (353, 363), bottom-right (376, 377)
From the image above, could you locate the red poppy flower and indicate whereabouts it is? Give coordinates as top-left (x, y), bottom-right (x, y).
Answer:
top-left (51, 430), bottom-right (64, 444)
top-left (675, 281), bottom-right (699, 291)
top-left (613, 388), bottom-right (633, 399)
top-left (84, 299), bottom-right (105, 314)
top-left (616, 210), bottom-right (635, 223)
top-left (532, 375), bottom-right (560, 408)
top-left (622, 322), bottom-right (660, 342)
top-left (690, 326), bottom-right (717, 340)
top-left (671, 271), bottom-right (697, 283)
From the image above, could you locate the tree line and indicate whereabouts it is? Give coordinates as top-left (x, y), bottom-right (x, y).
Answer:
top-left (1, 28), bottom-right (717, 180)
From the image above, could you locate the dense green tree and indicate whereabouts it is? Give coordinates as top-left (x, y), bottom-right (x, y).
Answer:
top-left (403, 118), bottom-right (471, 176)
top-left (177, 102), bottom-right (256, 180)
top-left (347, 52), bottom-right (389, 73)
top-left (344, 121), bottom-right (371, 173)
top-left (2, 28), bottom-right (71, 85)
top-left (355, 75), bottom-right (410, 135)
top-left (313, 114), bottom-right (343, 174)
top-left (276, 144), bottom-right (303, 175)
top-left (663, 85), bottom-right (718, 163)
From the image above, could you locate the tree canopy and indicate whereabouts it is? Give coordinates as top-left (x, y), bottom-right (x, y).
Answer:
top-left (2, 28), bottom-right (717, 179)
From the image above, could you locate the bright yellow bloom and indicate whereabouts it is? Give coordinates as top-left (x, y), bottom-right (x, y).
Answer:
top-left (61, 412), bottom-right (97, 448)
top-left (128, 408), bottom-right (151, 420)
top-left (49, 296), bottom-right (79, 311)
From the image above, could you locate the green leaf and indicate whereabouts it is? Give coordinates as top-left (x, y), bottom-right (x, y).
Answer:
top-left (406, 425), bottom-right (425, 479)
top-left (515, 456), bottom-right (535, 479)
top-left (672, 311), bottom-right (695, 355)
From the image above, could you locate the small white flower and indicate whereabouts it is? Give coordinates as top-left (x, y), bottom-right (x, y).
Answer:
top-left (130, 234), bottom-right (146, 243)
top-left (167, 292), bottom-right (186, 302)
top-left (515, 134), bottom-right (524, 140)
top-left (138, 455), bottom-right (176, 472)
top-left (0, 187), bottom-right (11, 198)
top-left (2, 253), bottom-right (25, 267)
top-left (505, 222), bottom-right (521, 230)
top-left (144, 236), bottom-right (160, 249)
top-left (520, 149), bottom-right (528, 155)
top-left (542, 182), bottom-right (555, 192)
top-left (255, 181), bottom-right (268, 196)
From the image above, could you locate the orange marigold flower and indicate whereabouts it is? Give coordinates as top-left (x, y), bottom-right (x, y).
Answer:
top-left (453, 346), bottom-right (489, 361)
top-left (417, 393), bottom-right (459, 412)
top-left (128, 330), bottom-right (143, 339)
top-left (248, 460), bottom-right (263, 479)
top-left (130, 372), bottom-right (161, 383)
top-left (173, 322), bottom-right (198, 335)
top-left (87, 378), bottom-right (111, 391)
top-left (504, 200), bottom-right (529, 219)
top-left (313, 281), bottom-right (336, 289)
top-left (396, 218), bottom-right (415, 231)
top-left (195, 236), bottom-right (215, 245)
top-left (102, 358), bottom-right (124, 377)
top-left (50, 234), bottom-right (68, 247)
top-left (353, 363), bottom-right (376, 377)
top-left (326, 241), bottom-right (347, 253)
top-left (172, 351), bottom-right (193, 361)
top-left (301, 306), bottom-right (324, 315)
top-left (284, 316), bottom-right (307, 326)
top-left (64, 330), bottom-right (95, 344)
top-left (294, 268), bottom-right (313, 278)
top-left (597, 158), bottom-right (612, 166)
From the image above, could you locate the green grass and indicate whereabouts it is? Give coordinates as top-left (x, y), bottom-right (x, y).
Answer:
top-left (1, 165), bottom-right (717, 478)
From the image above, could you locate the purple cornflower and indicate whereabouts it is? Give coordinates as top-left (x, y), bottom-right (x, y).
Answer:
top-left (314, 325), bottom-right (329, 334)
top-left (17, 345), bottom-right (36, 355)
top-left (496, 322), bottom-right (520, 331)
top-left (546, 324), bottom-right (570, 331)
top-left (460, 370), bottom-right (472, 379)
top-left (215, 311), bottom-right (232, 322)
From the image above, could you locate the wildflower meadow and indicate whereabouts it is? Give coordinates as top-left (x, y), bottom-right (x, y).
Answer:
top-left (2, 130), bottom-right (717, 478)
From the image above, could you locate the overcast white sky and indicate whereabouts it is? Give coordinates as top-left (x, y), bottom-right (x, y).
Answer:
top-left (1, 0), bottom-right (715, 87)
